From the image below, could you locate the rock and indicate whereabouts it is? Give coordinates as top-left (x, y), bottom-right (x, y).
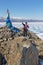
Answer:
top-left (0, 39), bottom-right (4, 42)
top-left (0, 35), bottom-right (3, 39)
top-left (0, 36), bottom-right (39, 65)
top-left (25, 44), bottom-right (38, 65)
top-left (0, 26), bottom-right (42, 65)
top-left (0, 53), bottom-right (3, 65)
top-left (20, 43), bottom-right (38, 65)
top-left (17, 43), bottom-right (20, 48)
top-left (22, 37), bottom-right (27, 42)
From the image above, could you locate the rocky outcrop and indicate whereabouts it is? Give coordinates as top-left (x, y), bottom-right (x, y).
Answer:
top-left (0, 36), bottom-right (39, 65)
top-left (0, 26), bottom-right (42, 65)
top-left (20, 44), bottom-right (38, 65)
top-left (0, 26), bottom-right (15, 42)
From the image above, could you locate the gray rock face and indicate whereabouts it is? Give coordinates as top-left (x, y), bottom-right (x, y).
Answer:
top-left (20, 44), bottom-right (38, 65)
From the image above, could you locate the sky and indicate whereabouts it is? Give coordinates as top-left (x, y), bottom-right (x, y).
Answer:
top-left (0, 0), bottom-right (43, 20)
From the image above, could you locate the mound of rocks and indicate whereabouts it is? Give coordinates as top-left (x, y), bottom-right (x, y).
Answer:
top-left (0, 26), bottom-right (15, 42)
top-left (0, 36), bottom-right (39, 65)
top-left (0, 26), bottom-right (42, 65)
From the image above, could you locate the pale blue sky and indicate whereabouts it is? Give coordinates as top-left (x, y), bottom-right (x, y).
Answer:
top-left (0, 0), bottom-right (43, 19)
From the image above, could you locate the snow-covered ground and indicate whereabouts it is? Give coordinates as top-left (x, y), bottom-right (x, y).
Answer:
top-left (12, 22), bottom-right (43, 40)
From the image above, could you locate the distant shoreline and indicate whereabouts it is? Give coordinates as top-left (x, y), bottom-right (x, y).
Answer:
top-left (0, 21), bottom-right (43, 23)
top-left (0, 18), bottom-right (43, 22)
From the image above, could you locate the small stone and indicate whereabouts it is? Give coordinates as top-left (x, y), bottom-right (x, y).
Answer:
top-left (17, 43), bottom-right (20, 48)
top-left (0, 39), bottom-right (4, 42)
top-left (22, 37), bottom-right (27, 42)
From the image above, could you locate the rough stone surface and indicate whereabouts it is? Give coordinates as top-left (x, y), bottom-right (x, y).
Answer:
top-left (25, 44), bottom-right (38, 65)
top-left (0, 26), bottom-right (42, 65)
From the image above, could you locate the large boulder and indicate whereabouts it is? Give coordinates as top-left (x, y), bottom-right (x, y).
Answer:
top-left (20, 43), bottom-right (38, 65)
top-left (0, 36), bottom-right (39, 65)
top-left (0, 26), bottom-right (42, 65)
top-left (25, 44), bottom-right (38, 65)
